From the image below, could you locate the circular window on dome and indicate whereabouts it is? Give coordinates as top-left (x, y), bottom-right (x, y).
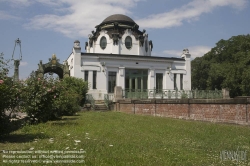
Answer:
top-left (145, 40), bottom-right (148, 52)
top-left (125, 36), bottom-right (132, 49)
top-left (100, 36), bottom-right (107, 50)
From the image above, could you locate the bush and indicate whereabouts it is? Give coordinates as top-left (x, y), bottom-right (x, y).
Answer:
top-left (20, 76), bottom-right (88, 124)
top-left (0, 78), bottom-right (26, 136)
top-left (1, 51), bottom-right (88, 127)
top-left (54, 88), bottom-right (81, 116)
top-left (0, 52), bottom-right (21, 135)
top-left (60, 77), bottom-right (88, 106)
top-left (54, 77), bottom-right (88, 116)
top-left (20, 76), bottom-right (60, 123)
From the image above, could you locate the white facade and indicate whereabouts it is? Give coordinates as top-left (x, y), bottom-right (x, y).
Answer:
top-left (87, 29), bottom-right (151, 56)
top-left (66, 14), bottom-right (191, 100)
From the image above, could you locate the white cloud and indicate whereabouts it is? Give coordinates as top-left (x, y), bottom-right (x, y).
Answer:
top-left (3, 0), bottom-right (248, 38)
top-left (20, 61), bottom-right (28, 66)
top-left (1, 0), bottom-right (33, 7)
top-left (163, 46), bottom-right (211, 58)
top-left (163, 50), bottom-right (182, 57)
top-left (0, 11), bottom-right (19, 20)
top-left (22, 0), bottom-right (142, 38)
top-left (136, 0), bottom-right (248, 29)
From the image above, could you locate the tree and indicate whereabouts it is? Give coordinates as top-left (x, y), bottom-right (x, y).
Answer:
top-left (0, 53), bottom-right (20, 135)
top-left (191, 34), bottom-right (250, 97)
top-left (0, 52), bottom-right (10, 79)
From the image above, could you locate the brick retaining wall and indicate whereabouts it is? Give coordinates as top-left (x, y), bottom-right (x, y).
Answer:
top-left (115, 98), bottom-right (250, 125)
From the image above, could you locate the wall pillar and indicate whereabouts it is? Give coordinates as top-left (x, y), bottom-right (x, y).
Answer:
top-left (72, 40), bottom-right (82, 79)
top-left (114, 86), bottom-right (123, 102)
top-left (181, 49), bottom-right (191, 90)
top-left (222, 88), bottom-right (230, 99)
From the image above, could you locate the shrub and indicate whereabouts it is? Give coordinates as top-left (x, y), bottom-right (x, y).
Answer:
top-left (0, 53), bottom-right (21, 135)
top-left (0, 81), bottom-right (10, 135)
top-left (20, 76), bottom-right (88, 124)
top-left (60, 77), bottom-right (88, 106)
top-left (1, 50), bottom-right (88, 126)
top-left (20, 76), bottom-right (61, 123)
top-left (53, 88), bottom-right (81, 116)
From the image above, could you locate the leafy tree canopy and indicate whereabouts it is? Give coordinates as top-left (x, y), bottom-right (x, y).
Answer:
top-left (192, 34), bottom-right (250, 97)
top-left (0, 52), bottom-right (10, 79)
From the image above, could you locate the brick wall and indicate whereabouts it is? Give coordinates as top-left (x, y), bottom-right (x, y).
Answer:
top-left (115, 98), bottom-right (250, 125)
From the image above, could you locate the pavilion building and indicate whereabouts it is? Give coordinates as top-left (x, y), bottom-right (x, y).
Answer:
top-left (66, 14), bottom-right (191, 100)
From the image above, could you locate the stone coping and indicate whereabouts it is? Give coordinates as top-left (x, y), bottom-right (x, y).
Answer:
top-left (117, 98), bottom-right (250, 104)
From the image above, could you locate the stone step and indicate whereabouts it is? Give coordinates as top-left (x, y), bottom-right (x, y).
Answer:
top-left (95, 104), bottom-right (108, 111)
top-left (95, 100), bottom-right (105, 104)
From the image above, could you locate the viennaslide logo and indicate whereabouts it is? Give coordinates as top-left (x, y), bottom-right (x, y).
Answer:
top-left (220, 147), bottom-right (247, 163)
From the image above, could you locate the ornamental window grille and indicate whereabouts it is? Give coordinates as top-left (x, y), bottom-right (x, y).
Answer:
top-left (108, 72), bottom-right (116, 93)
top-left (156, 73), bottom-right (163, 93)
top-left (84, 70), bottom-right (88, 82)
top-left (125, 36), bottom-right (132, 49)
top-left (93, 71), bottom-right (97, 89)
top-left (100, 36), bottom-right (107, 49)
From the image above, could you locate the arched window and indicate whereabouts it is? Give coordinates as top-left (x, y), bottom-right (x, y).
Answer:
top-left (100, 36), bottom-right (107, 49)
top-left (125, 36), bottom-right (132, 49)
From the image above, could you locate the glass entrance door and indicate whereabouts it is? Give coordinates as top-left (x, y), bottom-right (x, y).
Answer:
top-left (127, 76), bottom-right (140, 90)
top-left (125, 69), bottom-right (148, 99)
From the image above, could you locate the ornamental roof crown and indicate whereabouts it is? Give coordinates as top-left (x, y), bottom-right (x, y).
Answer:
top-left (52, 54), bottom-right (57, 59)
top-left (94, 14), bottom-right (139, 31)
top-left (101, 14), bottom-right (135, 25)
top-left (90, 14), bottom-right (143, 42)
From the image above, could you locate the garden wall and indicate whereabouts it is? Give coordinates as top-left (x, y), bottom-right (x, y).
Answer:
top-left (115, 98), bottom-right (250, 125)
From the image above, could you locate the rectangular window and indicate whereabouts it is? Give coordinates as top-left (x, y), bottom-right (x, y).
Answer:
top-left (108, 72), bottom-right (116, 93)
top-left (180, 74), bottom-right (183, 90)
top-left (137, 77), bottom-right (141, 90)
top-left (84, 70), bottom-right (88, 82)
top-left (156, 73), bottom-right (163, 93)
top-left (174, 74), bottom-right (177, 90)
top-left (143, 76), bottom-right (148, 90)
top-left (125, 69), bottom-right (148, 90)
top-left (93, 71), bottom-right (97, 89)
top-left (125, 76), bottom-right (129, 89)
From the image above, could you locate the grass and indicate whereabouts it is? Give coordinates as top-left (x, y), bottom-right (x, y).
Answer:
top-left (0, 111), bottom-right (250, 165)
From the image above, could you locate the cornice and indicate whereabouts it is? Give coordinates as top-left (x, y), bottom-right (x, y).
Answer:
top-left (81, 53), bottom-right (185, 63)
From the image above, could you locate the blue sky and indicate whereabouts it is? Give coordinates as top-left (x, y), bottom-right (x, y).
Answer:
top-left (0, 0), bottom-right (249, 79)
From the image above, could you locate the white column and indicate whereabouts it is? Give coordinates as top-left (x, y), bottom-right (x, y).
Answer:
top-left (164, 70), bottom-right (168, 89)
top-left (166, 70), bottom-right (174, 89)
top-left (118, 67), bottom-right (125, 89)
top-left (148, 68), bottom-right (155, 89)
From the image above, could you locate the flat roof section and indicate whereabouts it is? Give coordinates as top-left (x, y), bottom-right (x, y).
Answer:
top-left (81, 53), bottom-right (185, 62)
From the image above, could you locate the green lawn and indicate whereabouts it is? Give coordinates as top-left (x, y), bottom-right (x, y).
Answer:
top-left (1, 111), bottom-right (250, 165)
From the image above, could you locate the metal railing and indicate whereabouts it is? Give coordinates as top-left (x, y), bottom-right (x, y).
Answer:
top-left (193, 89), bottom-right (223, 99)
top-left (85, 94), bottom-right (95, 110)
top-left (104, 94), bottom-right (114, 109)
top-left (122, 89), bottom-right (223, 99)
